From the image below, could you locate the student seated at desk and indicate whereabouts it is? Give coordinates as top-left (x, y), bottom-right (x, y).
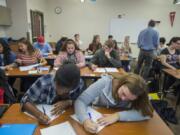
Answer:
top-left (121, 36), bottom-right (132, 55)
top-left (55, 37), bottom-right (68, 54)
top-left (0, 38), bottom-right (16, 70)
top-left (33, 36), bottom-right (53, 56)
top-left (87, 35), bottom-right (102, 54)
top-left (6, 38), bottom-right (47, 91)
top-left (74, 34), bottom-right (83, 48)
top-left (7, 38), bottom-right (47, 68)
top-left (160, 37), bottom-right (180, 70)
top-left (21, 62), bottom-right (85, 125)
top-left (54, 39), bottom-right (85, 68)
top-left (157, 37), bottom-right (166, 56)
top-left (160, 37), bottom-right (180, 89)
top-left (75, 73), bottom-right (153, 133)
top-left (90, 40), bottom-right (122, 70)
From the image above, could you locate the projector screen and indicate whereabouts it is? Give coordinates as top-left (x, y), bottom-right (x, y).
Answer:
top-left (109, 18), bottom-right (148, 43)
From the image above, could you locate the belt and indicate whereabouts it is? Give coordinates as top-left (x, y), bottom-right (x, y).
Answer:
top-left (140, 49), bottom-right (154, 52)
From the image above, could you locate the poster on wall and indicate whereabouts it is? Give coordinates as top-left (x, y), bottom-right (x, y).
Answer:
top-left (169, 11), bottom-right (176, 27)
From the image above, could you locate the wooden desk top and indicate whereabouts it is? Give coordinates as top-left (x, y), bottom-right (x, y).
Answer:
top-left (163, 68), bottom-right (180, 79)
top-left (0, 104), bottom-right (173, 135)
top-left (44, 55), bottom-right (57, 60)
top-left (80, 67), bottom-right (127, 78)
top-left (6, 66), bottom-right (51, 77)
top-left (120, 56), bottom-right (130, 61)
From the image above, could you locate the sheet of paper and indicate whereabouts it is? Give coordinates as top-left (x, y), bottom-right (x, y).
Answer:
top-left (28, 70), bottom-right (38, 74)
top-left (25, 104), bottom-right (65, 122)
top-left (85, 55), bottom-right (93, 59)
top-left (105, 68), bottom-right (118, 72)
top-left (40, 121), bottom-right (76, 135)
top-left (94, 68), bottom-right (118, 73)
top-left (38, 67), bottom-right (49, 71)
top-left (71, 107), bottom-right (105, 133)
top-left (54, 67), bottom-right (58, 71)
top-left (94, 68), bottom-right (106, 73)
top-left (0, 66), bottom-right (5, 70)
top-left (19, 64), bottom-right (40, 71)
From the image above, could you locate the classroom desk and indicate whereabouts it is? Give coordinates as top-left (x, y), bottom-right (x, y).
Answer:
top-left (80, 67), bottom-right (127, 78)
top-left (120, 55), bottom-right (130, 61)
top-left (5, 66), bottom-right (51, 77)
top-left (0, 104), bottom-right (173, 135)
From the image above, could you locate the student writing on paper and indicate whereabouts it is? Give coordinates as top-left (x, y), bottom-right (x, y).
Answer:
top-left (54, 39), bottom-right (85, 68)
top-left (21, 62), bottom-right (85, 125)
top-left (6, 38), bottom-right (47, 68)
top-left (90, 40), bottom-right (122, 71)
top-left (75, 73), bottom-right (153, 133)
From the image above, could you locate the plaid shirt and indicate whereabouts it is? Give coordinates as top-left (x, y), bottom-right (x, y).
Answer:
top-left (21, 74), bottom-right (85, 105)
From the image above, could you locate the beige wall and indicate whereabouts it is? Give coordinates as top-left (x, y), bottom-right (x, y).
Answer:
top-left (0, 0), bottom-right (6, 36)
top-left (1, 0), bottom-right (180, 50)
top-left (5, 0), bottom-right (28, 39)
top-left (44, 0), bottom-right (180, 50)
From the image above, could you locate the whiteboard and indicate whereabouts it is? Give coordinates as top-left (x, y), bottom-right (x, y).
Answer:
top-left (110, 18), bottom-right (148, 43)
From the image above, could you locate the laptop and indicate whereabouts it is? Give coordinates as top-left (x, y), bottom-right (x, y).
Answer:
top-left (0, 104), bottom-right (10, 118)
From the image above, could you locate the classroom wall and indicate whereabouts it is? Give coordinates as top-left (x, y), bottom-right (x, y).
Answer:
top-left (2, 0), bottom-right (180, 51)
top-left (0, 0), bottom-right (6, 6)
top-left (6, 0), bottom-right (28, 39)
top-left (44, 0), bottom-right (180, 50)
top-left (26, 0), bottom-right (48, 41)
top-left (0, 0), bottom-right (6, 36)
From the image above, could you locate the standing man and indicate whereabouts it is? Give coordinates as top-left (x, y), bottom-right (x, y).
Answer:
top-left (135, 20), bottom-right (159, 80)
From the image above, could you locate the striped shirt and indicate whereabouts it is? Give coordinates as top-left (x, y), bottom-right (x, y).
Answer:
top-left (17, 50), bottom-right (42, 66)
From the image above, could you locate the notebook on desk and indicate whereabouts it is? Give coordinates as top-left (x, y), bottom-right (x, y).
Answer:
top-left (0, 124), bottom-right (37, 135)
top-left (0, 104), bottom-right (10, 118)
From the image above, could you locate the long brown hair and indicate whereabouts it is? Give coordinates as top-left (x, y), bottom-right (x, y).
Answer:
top-left (61, 39), bottom-right (80, 52)
top-left (92, 35), bottom-right (100, 44)
top-left (112, 73), bottom-right (153, 117)
top-left (18, 38), bottom-right (35, 55)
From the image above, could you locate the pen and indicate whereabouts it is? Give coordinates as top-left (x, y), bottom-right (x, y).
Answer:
top-left (42, 106), bottom-right (46, 115)
top-left (88, 112), bottom-right (92, 120)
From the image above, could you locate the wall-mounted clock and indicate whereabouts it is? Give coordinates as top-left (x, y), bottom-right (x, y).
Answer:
top-left (55, 7), bottom-right (62, 14)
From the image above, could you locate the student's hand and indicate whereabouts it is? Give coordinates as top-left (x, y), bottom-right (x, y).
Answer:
top-left (91, 64), bottom-right (97, 71)
top-left (38, 113), bottom-right (50, 125)
top-left (15, 59), bottom-right (22, 64)
top-left (97, 113), bottom-right (119, 126)
top-left (83, 119), bottom-right (98, 133)
top-left (105, 51), bottom-right (111, 59)
top-left (4, 65), bottom-right (13, 70)
top-left (51, 100), bottom-right (72, 116)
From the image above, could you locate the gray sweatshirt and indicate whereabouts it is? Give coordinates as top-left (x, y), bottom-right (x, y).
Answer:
top-left (75, 75), bottom-right (150, 123)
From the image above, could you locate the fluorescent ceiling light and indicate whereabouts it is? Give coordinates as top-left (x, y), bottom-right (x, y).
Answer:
top-left (81, 0), bottom-right (85, 3)
top-left (174, 0), bottom-right (180, 4)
